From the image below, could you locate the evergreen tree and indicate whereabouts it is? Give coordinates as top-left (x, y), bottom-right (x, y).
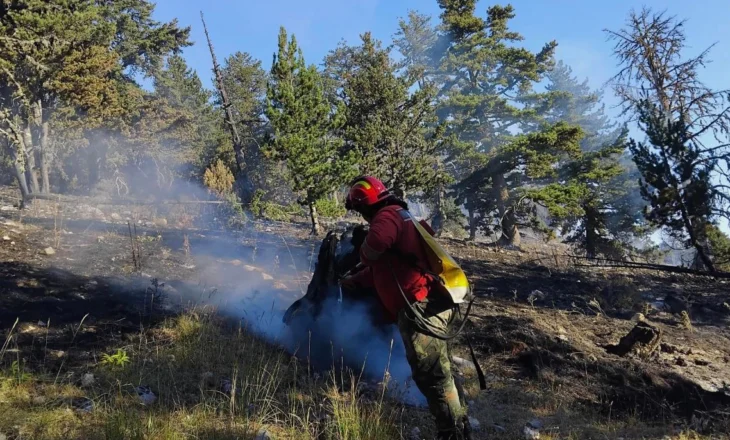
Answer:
top-left (706, 224), bottom-right (730, 272)
top-left (325, 32), bottom-right (445, 200)
top-left (154, 55), bottom-right (226, 176)
top-left (608, 8), bottom-right (730, 271)
top-left (218, 52), bottom-right (282, 199)
top-left (220, 52), bottom-right (268, 141)
top-left (392, 11), bottom-right (439, 88)
top-left (398, 2), bottom-right (559, 240)
top-left (629, 101), bottom-right (717, 270)
top-left (98, 0), bottom-right (190, 77)
top-left (265, 28), bottom-right (350, 234)
top-left (0, 0), bottom-right (190, 198)
top-left (523, 61), bottom-right (647, 257)
top-left (458, 122), bottom-right (584, 246)
top-left (531, 132), bottom-right (639, 257)
top-left (540, 61), bottom-right (622, 152)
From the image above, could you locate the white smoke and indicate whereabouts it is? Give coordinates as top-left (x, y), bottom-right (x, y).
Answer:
top-left (158, 211), bottom-right (427, 407)
top-left (45, 142), bottom-right (429, 406)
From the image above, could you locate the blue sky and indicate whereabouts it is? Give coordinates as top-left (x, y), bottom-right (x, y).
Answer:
top-left (153, 0), bottom-right (730, 108)
top-left (152, 0), bottom-right (730, 233)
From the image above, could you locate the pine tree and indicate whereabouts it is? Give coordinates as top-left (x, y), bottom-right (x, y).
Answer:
top-left (217, 52), bottom-right (282, 199)
top-left (98, 0), bottom-right (190, 76)
top-left (531, 132), bottom-right (640, 257)
top-left (0, 0), bottom-right (107, 195)
top-left (154, 55), bottom-right (226, 176)
top-left (629, 101), bottom-right (717, 270)
top-left (459, 122), bottom-right (584, 246)
top-left (706, 224), bottom-right (730, 272)
top-left (265, 28), bottom-right (350, 234)
top-left (540, 61), bottom-right (622, 152)
top-left (221, 52), bottom-right (268, 130)
top-left (607, 8), bottom-right (730, 271)
top-left (324, 32), bottom-right (445, 200)
top-left (398, 2), bottom-right (559, 240)
top-left (0, 0), bottom-right (190, 198)
top-left (392, 11), bottom-right (439, 88)
top-left (523, 61), bottom-right (646, 257)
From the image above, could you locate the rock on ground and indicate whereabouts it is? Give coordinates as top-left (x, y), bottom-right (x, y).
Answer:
top-left (43, 247), bottom-right (55, 256)
top-left (522, 419), bottom-right (543, 439)
top-left (254, 428), bottom-right (273, 440)
top-left (135, 386), bottom-right (157, 406)
top-left (523, 425), bottom-right (540, 439)
top-left (452, 355), bottom-right (476, 371)
top-left (80, 373), bottom-right (95, 388)
top-left (71, 397), bottom-right (94, 413)
top-left (409, 426), bottom-right (422, 440)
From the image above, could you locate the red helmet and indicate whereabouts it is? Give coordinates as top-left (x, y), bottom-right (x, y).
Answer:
top-left (345, 176), bottom-right (390, 212)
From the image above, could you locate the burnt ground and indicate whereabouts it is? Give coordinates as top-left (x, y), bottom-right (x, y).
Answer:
top-left (0, 193), bottom-right (318, 375)
top-left (1, 189), bottom-right (730, 439)
top-left (449, 242), bottom-right (730, 436)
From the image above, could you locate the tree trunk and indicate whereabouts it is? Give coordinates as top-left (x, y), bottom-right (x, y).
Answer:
top-left (39, 120), bottom-right (51, 194)
top-left (501, 209), bottom-right (521, 247)
top-left (201, 14), bottom-right (253, 204)
top-left (467, 199), bottom-right (477, 241)
top-left (584, 204), bottom-right (598, 259)
top-left (22, 125), bottom-right (40, 193)
top-left (494, 173), bottom-right (520, 246)
top-left (308, 200), bottom-right (321, 235)
top-left (87, 148), bottom-right (99, 188)
top-left (686, 220), bottom-right (715, 272)
top-left (431, 185), bottom-right (445, 237)
top-left (10, 149), bottom-right (30, 202)
top-left (33, 100), bottom-right (51, 193)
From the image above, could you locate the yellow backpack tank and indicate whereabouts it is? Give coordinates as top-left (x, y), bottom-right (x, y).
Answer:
top-left (397, 209), bottom-right (471, 304)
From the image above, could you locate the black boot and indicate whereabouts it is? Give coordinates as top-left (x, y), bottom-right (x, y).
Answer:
top-left (462, 416), bottom-right (474, 440)
top-left (437, 426), bottom-right (469, 440)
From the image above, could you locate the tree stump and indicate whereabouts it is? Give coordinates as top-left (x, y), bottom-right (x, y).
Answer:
top-left (607, 320), bottom-right (662, 358)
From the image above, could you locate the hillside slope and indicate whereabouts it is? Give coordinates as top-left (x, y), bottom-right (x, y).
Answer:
top-left (0, 191), bottom-right (728, 439)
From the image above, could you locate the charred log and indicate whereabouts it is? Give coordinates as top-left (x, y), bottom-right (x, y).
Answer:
top-left (283, 225), bottom-right (382, 326)
top-left (606, 320), bottom-right (662, 358)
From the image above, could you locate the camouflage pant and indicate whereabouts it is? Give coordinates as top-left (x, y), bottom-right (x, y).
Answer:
top-left (397, 299), bottom-right (467, 439)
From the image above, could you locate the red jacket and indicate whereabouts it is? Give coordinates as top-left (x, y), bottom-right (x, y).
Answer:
top-left (349, 205), bottom-right (435, 322)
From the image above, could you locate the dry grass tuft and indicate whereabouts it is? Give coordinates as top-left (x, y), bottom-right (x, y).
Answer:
top-left (680, 310), bottom-right (694, 332)
top-left (0, 309), bottom-right (406, 440)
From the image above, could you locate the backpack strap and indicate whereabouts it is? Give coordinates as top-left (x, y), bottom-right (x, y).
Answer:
top-left (396, 207), bottom-right (411, 222)
top-left (392, 208), bottom-right (443, 285)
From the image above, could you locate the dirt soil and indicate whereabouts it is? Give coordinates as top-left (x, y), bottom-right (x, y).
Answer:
top-left (1, 187), bottom-right (730, 439)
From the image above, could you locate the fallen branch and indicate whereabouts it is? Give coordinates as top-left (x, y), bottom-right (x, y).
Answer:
top-left (23, 193), bottom-right (228, 205)
top-left (571, 255), bottom-right (730, 279)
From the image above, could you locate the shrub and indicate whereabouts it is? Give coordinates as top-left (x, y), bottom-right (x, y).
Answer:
top-left (263, 202), bottom-right (303, 222)
top-left (315, 197), bottom-right (346, 219)
top-left (250, 189), bottom-right (267, 217)
top-left (599, 276), bottom-right (642, 312)
top-left (101, 349), bottom-right (131, 369)
top-left (221, 192), bottom-right (248, 227)
top-left (203, 159), bottom-right (235, 197)
top-left (707, 224), bottom-right (730, 272)
top-left (250, 190), bottom-right (306, 222)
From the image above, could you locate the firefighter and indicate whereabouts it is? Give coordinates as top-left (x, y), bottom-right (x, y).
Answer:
top-left (340, 176), bottom-right (470, 440)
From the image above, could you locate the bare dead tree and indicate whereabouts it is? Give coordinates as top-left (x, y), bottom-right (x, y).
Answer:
top-left (605, 8), bottom-right (730, 272)
top-left (200, 12), bottom-right (253, 201)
